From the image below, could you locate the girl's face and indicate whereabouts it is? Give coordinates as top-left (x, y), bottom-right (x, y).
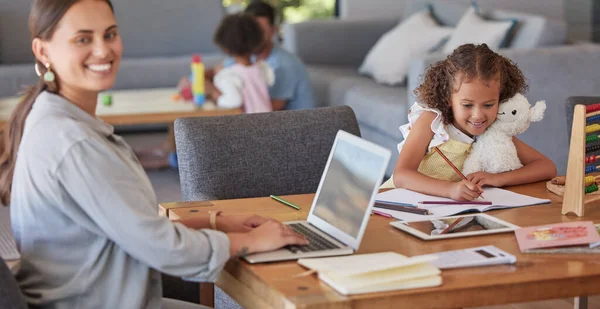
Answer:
top-left (449, 77), bottom-right (500, 137)
top-left (37, 0), bottom-right (122, 94)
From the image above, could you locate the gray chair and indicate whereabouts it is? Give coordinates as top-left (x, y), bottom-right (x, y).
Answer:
top-left (174, 106), bottom-right (361, 309)
top-left (175, 106), bottom-right (361, 201)
top-left (0, 261), bottom-right (27, 309)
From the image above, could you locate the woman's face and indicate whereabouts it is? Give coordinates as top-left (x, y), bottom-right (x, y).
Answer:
top-left (40, 0), bottom-right (122, 93)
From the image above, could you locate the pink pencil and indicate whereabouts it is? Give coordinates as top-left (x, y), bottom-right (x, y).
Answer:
top-left (419, 201), bottom-right (492, 205)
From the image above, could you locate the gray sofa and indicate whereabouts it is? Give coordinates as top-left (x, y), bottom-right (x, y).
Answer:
top-left (282, 0), bottom-right (592, 176)
top-left (0, 0), bottom-right (226, 98)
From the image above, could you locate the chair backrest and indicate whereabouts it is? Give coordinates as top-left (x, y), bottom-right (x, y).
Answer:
top-left (565, 96), bottom-right (600, 141)
top-left (174, 106), bottom-right (361, 201)
top-left (0, 261), bottom-right (27, 309)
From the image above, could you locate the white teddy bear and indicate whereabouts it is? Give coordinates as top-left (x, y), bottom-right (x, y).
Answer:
top-left (462, 93), bottom-right (546, 175)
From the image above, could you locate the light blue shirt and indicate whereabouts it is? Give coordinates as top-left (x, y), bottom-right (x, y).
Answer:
top-left (10, 91), bottom-right (230, 309)
top-left (224, 46), bottom-right (315, 110)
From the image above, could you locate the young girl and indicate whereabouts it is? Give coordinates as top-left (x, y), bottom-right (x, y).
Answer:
top-left (0, 1), bottom-right (306, 308)
top-left (207, 13), bottom-right (274, 113)
top-left (386, 44), bottom-right (556, 201)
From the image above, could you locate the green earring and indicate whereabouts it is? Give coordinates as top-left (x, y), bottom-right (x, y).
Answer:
top-left (43, 63), bottom-right (55, 82)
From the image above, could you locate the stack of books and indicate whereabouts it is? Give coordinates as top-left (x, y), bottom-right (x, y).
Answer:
top-left (297, 252), bottom-right (441, 295)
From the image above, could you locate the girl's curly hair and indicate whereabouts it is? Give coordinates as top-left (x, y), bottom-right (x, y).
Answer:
top-left (414, 44), bottom-right (528, 124)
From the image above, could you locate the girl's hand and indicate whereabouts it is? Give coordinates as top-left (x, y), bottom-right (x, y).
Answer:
top-left (235, 221), bottom-right (308, 256)
top-left (467, 172), bottom-right (504, 187)
top-left (217, 214), bottom-right (271, 233)
top-left (447, 180), bottom-right (483, 201)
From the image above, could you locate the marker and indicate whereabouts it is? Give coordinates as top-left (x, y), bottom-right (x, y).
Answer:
top-left (270, 195), bottom-right (301, 210)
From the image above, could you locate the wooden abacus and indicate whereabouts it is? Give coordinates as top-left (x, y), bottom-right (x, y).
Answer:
top-left (562, 103), bottom-right (600, 216)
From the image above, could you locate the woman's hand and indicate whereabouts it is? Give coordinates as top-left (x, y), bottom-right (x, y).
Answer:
top-left (467, 172), bottom-right (504, 187)
top-left (217, 214), bottom-right (270, 233)
top-left (229, 221), bottom-right (308, 257)
top-left (447, 180), bottom-right (483, 201)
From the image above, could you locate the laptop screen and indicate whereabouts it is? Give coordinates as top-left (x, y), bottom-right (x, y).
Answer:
top-left (311, 136), bottom-right (388, 239)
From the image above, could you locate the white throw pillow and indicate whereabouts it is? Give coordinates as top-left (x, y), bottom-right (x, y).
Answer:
top-left (358, 9), bottom-right (453, 86)
top-left (442, 6), bottom-right (515, 53)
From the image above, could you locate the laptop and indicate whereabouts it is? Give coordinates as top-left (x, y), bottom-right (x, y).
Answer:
top-left (244, 130), bottom-right (391, 263)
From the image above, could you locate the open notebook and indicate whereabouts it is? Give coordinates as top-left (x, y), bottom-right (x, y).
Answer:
top-left (375, 187), bottom-right (551, 221)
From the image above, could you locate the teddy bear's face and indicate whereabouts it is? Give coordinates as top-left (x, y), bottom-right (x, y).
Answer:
top-left (493, 93), bottom-right (531, 135)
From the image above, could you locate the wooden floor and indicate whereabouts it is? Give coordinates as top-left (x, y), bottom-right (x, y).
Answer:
top-left (473, 295), bottom-right (600, 309)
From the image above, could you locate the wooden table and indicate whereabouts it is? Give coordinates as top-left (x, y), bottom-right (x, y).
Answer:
top-left (160, 182), bottom-right (600, 309)
top-left (0, 88), bottom-right (242, 127)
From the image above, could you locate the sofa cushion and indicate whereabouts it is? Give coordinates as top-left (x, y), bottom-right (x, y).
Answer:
top-left (114, 53), bottom-right (223, 90)
top-left (0, 0), bottom-right (225, 64)
top-left (442, 6), bottom-right (515, 52)
top-left (306, 65), bottom-right (363, 108)
top-left (404, 0), bottom-right (566, 49)
top-left (114, 0), bottom-right (224, 59)
top-left (358, 8), bottom-right (453, 86)
top-left (330, 77), bottom-right (408, 143)
top-left (0, 64), bottom-right (38, 97)
top-left (0, 1), bottom-right (32, 64)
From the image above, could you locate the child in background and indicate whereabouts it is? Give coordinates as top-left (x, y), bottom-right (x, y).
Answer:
top-left (140, 14), bottom-right (274, 169)
top-left (384, 44), bottom-right (556, 201)
top-left (210, 13), bottom-right (274, 113)
top-left (179, 13), bottom-right (274, 113)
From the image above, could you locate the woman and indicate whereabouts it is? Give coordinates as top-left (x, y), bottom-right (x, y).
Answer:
top-left (0, 1), bottom-right (307, 308)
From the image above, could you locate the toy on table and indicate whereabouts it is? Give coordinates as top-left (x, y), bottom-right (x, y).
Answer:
top-left (101, 94), bottom-right (112, 106)
top-left (462, 93), bottom-right (546, 175)
top-left (559, 103), bottom-right (600, 216)
top-left (190, 54), bottom-right (205, 105)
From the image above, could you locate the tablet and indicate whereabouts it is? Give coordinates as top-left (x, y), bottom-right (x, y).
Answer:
top-left (389, 213), bottom-right (519, 240)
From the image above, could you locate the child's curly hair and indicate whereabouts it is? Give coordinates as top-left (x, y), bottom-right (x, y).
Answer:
top-left (414, 44), bottom-right (528, 124)
top-left (214, 14), bottom-right (263, 57)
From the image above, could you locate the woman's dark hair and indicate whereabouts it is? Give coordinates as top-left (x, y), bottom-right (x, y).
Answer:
top-left (245, 1), bottom-right (277, 26)
top-left (414, 43), bottom-right (528, 125)
top-left (0, 0), bottom-right (115, 205)
top-left (213, 14), bottom-right (264, 57)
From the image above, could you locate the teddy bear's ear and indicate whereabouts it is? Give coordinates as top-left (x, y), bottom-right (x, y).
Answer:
top-left (529, 100), bottom-right (546, 122)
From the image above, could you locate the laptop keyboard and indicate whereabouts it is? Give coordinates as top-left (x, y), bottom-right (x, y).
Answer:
top-left (285, 223), bottom-right (341, 253)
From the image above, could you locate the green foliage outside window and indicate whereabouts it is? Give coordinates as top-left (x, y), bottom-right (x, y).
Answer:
top-left (222, 0), bottom-right (335, 23)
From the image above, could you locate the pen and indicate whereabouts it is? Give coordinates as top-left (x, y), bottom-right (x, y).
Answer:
top-left (270, 195), bottom-right (301, 210)
top-left (374, 200), bottom-right (416, 208)
top-left (372, 210), bottom-right (393, 218)
top-left (419, 201), bottom-right (492, 205)
top-left (374, 203), bottom-right (430, 215)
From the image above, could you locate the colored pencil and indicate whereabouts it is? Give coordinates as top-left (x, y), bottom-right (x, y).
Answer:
top-left (433, 146), bottom-right (486, 200)
top-left (419, 201), bottom-right (492, 205)
top-left (374, 200), bottom-right (416, 208)
top-left (374, 203), bottom-right (430, 215)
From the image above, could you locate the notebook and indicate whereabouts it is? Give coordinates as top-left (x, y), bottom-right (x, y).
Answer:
top-left (243, 130), bottom-right (391, 263)
top-left (0, 206), bottom-right (20, 261)
top-left (515, 221), bottom-right (600, 253)
top-left (375, 187), bottom-right (551, 221)
top-left (298, 252), bottom-right (441, 295)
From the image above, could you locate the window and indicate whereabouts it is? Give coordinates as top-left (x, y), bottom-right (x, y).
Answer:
top-left (223, 0), bottom-right (336, 23)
